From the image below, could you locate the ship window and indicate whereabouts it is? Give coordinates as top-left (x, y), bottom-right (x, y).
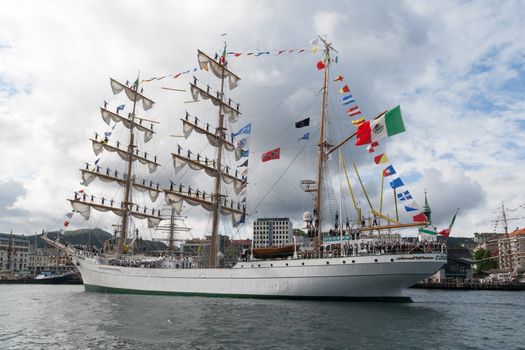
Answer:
top-left (374, 259), bottom-right (378, 262)
top-left (258, 264), bottom-right (261, 267)
top-left (390, 259), bottom-right (394, 262)
top-left (270, 264), bottom-right (273, 267)
top-left (326, 261), bottom-right (329, 264)
top-left (286, 263), bottom-right (288, 266)
top-left (343, 260), bottom-right (346, 264)
top-left (301, 262), bottom-right (304, 265)
top-left (241, 265), bottom-right (244, 268)
top-left (352, 260), bottom-right (355, 263)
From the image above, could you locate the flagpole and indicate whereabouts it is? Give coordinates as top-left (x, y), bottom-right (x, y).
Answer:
top-left (314, 38), bottom-right (331, 251)
top-left (353, 162), bottom-right (373, 211)
top-left (394, 188), bottom-right (399, 222)
top-left (379, 172), bottom-right (384, 216)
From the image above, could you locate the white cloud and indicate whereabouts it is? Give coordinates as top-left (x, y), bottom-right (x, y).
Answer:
top-left (0, 0), bottom-right (524, 239)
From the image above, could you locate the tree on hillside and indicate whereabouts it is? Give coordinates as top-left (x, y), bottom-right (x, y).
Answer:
top-left (473, 248), bottom-right (498, 275)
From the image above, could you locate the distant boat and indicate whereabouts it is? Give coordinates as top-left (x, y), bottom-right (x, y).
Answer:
top-left (253, 245), bottom-right (295, 259)
top-left (33, 271), bottom-right (82, 284)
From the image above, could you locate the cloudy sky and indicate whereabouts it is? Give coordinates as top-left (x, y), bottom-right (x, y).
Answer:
top-left (1, 0), bottom-right (524, 240)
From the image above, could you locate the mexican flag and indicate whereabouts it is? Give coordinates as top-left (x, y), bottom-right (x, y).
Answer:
top-left (355, 105), bottom-right (406, 145)
top-left (419, 227), bottom-right (437, 235)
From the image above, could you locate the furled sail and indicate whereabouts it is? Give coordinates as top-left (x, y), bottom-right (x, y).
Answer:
top-left (190, 83), bottom-right (240, 123)
top-left (172, 153), bottom-right (246, 194)
top-left (164, 190), bottom-right (245, 227)
top-left (110, 78), bottom-right (155, 111)
top-left (197, 50), bottom-right (241, 90)
top-left (69, 199), bottom-right (162, 228)
top-left (100, 108), bottom-right (155, 143)
top-left (181, 119), bottom-right (235, 152)
top-left (80, 169), bottom-right (161, 202)
top-left (91, 139), bottom-right (160, 173)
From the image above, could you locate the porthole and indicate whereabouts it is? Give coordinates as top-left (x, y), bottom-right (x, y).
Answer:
top-left (343, 260), bottom-right (346, 264)
top-left (270, 264), bottom-right (273, 267)
top-left (251, 264), bottom-right (253, 267)
top-left (374, 259), bottom-right (378, 262)
top-left (241, 265), bottom-right (244, 268)
top-left (286, 263), bottom-right (288, 266)
top-left (326, 261), bottom-right (329, 265)
top-left (352, 260), bottom-right (355, 263)
top-left (258, 264), bottom-right (261, 267)
top-left (390, 258), bottom-right (394, 262)
top-left (301, 262), bottom-right (304, 265)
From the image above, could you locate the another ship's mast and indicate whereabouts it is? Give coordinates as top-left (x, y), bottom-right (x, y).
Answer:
top-left (315, 38), bottom-right (332, 248)
top-left (119, 81), bottom-right (139, 254)
top-left (210, 56), bottom-right (227, 268)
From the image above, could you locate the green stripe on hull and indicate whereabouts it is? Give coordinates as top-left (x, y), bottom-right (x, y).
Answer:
top-left (84, 284), bottom-right (412, 303)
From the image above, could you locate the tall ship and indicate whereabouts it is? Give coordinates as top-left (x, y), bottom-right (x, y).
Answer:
top-left (45, 38), bottom-right (447, 301)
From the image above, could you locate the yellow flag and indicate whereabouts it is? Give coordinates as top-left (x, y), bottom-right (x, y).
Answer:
top-left (311, 46), bottom-right (318, 54)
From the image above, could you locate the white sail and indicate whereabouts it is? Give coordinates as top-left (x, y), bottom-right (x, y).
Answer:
top-left (101, 108), bottom-right (155, 143)
top-left (110, 78), bottom-right (155, 111)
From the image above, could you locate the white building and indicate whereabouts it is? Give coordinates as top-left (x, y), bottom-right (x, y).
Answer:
top-left (0, 232), bottom-right (30, 273)
top-left (253, 218), bottom-right (293, 248)
top-left (497, 228), bottom-right (525, 273)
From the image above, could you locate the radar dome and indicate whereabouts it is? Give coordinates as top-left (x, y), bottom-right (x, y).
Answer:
top-left (303, 211), bottom-right (313, 222)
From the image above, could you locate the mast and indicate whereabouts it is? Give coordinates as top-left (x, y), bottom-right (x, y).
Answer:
top-left (119, 79), bottom-right (139, 255)
top-left (68, 77), bottom-right (161, 254)
top-left (315, 38), bottom-right (331, 248)
top-left (210, 46), bottom-right (227, 268)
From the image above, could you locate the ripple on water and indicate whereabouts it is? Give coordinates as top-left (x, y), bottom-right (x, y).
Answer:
top-left (0, 285), bottom-right (524, 349)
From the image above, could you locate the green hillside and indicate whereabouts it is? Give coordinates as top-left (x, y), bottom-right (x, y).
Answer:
top-left (28, 228), bottom-right (167, 252)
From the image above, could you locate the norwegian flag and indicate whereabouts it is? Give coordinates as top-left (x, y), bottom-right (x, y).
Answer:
top-left (261, 147), bottom-right (280, 162)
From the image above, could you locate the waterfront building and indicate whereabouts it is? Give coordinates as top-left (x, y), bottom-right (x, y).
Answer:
top-left (0, 232), bottom-right (30, 273)
top-left (497, 228), bottom-right (525, 273)
top-left (253, 218), bottom-right (293, 248)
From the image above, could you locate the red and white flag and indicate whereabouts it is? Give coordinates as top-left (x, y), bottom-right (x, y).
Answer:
top-left (261, 147), bottom-right (280, 162)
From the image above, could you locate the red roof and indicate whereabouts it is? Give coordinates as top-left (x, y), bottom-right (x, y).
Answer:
top-left (509, 228), bottom-right (525, 237)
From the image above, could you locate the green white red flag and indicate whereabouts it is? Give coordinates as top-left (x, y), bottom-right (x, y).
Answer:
top-left (355, 105), bottom-right (406, 146)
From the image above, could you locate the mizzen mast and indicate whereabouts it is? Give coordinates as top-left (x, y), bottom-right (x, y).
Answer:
top-left (315, 37), bottom-right (337, 248)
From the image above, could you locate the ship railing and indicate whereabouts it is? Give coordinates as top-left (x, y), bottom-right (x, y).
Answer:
top-left (297, 242), bottom-right (447, 260)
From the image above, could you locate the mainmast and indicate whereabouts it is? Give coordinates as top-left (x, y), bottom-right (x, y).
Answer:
top-left (119, 79), bottom-right (139, 254)
top-left (210, 46), bottom-right (227, 268)
top-left (315, 38), bottom-right (334, 248)
top-left (164, 47), bottom-right (245, 268)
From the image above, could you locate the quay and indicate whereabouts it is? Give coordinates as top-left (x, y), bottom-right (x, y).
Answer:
top-left (412, 281), bottom-right (525, 291)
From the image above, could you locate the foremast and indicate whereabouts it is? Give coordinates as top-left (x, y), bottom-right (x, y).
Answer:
top-left (69, 78), bottom-right (162, 255)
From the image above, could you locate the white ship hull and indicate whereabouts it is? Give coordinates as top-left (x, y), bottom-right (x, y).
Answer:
top-left (73, 253), bottom-right (446, 301)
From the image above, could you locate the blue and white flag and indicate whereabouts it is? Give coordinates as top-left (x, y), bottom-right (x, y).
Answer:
top-left (342, 99), bottom-right (355, 105)
top-left (342, 94), bottom-right (354, 101)
top-left (94, 158), bottom-right (100, 165)
top-left (104, 131), bottom-right (112, 138)
top-left (396, 190), bottom-right (412, 201)
top-left (404, 201), bottom-right (419, 212)
top-left (116, 104), bottom-right (125, 112)
top-left (232, 123), bottom-right (251, 138)
top-left (240, 150), bottom-right (249, 158)
top-left (299, 132), bottom-right (310, 140)
top-left (389, 178), bottom-right (405, 190)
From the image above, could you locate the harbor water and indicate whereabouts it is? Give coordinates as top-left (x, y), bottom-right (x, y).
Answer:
top-left (0, 285), bottom-right (523, 349)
